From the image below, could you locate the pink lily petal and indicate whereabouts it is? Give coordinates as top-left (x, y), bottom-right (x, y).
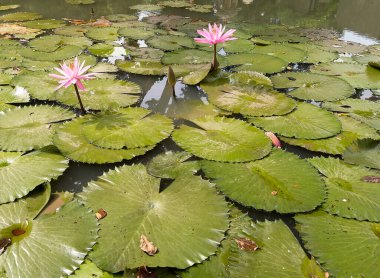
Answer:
top-left (265, 132), bottom-right (282, 148)
top-left (76, 80), bottom-right (85, 90)
top-left (194, 23), bottom-right (237, 45)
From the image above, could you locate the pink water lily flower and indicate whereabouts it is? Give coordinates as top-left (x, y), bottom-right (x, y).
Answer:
top-left (194, 23), bottom-right (237, 45)
top-left (194, 23), bottom-right (237, 71)
top-left (49, 57), bottom-right (96, 91)
top-left (265, 132), bottom-right (282, 148)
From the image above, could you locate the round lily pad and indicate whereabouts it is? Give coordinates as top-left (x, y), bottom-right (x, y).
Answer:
top-left (292, 43), bottom-right (338, 64)
top-left (0, 195), bottom-right (98, 278)
top-left (116, 60), bottom-right (166, 75)
top-left (179, 63), bottom-right (211, 85)
top-left (311, 63), bottom-right (380, 89)
top-left (19, 19), bottom-right (66, 30)
top-left (65, 0), bottom-right (95, 4)
top-left (21, 59), bottom-right (57, 71)
top-left (186, 4), bottom-right (213, 13)
top-left (55, 79), bottom-right (141, 110)
top-left (54, 25), bottom-right (89, 37)
top-left (118, 27), bottom-right (156, 40)
top-left (53, 117), bottom-right (154, 164)
top-left (78, 164), bottom-right (229, 271)
top-left (0, 12), bottom-right (42, 22)
top-left (249, 102), bottom-right (342, 139)
top-left (252, 43), bottom-right (307, 63)
top-left (296, 211), bottom-right (380, 277)
top-left (172, 116), bottom-right (272, 162)
top-left (147, 151), bottom-right (200, 179)
top-left (201, 72), bottom-right (296, 116)
top-left (323, 99), bottom-right (380, 131)
top-left (129, 4), bottom-right (163, 11)
top-left (202, 149), bottom-right (325, 213)
top-left (87, 43), bottom-right (114, 57)
top-left (271, 72), bottom-right (354, 101)
top-left (70, 259), bottom-right (119, 277)
top-left (218, 39), bottom-right (255, 54)
top-left (162, 49), bottom-right (216, 65)
top-left (0, 146), bottom-right (68, 204)
top-left (343, 139), bottom-right (380, 170)
top-left (0, 105), bottom-right (75, 151)
top-left (0, 5), bottom-right (20, 11)
top-left (0, 85), bottom-right (29, 103)
top-left (147, 35), bottom-right (195, 51)
top-left (85, 27), bottom-right (119, 41)
top-left (80, 107), bottom-right (173, 149)
top-left (224, 53), bottom-right (288, 74)
top-left (309, 157), bottom-right (380, 221)
top-left (20, 45), bottom-right (83, 61)
top-left (28, 34), bottom-right (92, 52)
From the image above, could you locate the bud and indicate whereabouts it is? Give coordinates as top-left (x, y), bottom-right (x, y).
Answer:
top-left (167, 66), bottom-right (176, 88)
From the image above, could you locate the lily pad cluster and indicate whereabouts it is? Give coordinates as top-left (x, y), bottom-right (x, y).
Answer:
top-left (0, 5), bottom-right (378, 278)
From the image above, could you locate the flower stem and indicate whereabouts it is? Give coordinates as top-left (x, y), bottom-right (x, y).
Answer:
top-left (73, 84), bottom-right (86, 115)
top-left (212, 44), bottom-right (219, 71)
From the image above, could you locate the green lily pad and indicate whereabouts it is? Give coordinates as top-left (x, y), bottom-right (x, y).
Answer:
top-left (202, 149), bottom-right (325, 213)
top-left (11, 71), bottom-right (57, 100)
top-left (0, 146), bottom-right (68, 204)
top-left (201, 72), bottom-right (296, 116)
top-left (183, 208), bottom-right (324, 278)
top-left (78, 164), bottom-right (228, 271)
top-left (159, 0), bottom-right (192, 8)
top-left (220, 39), bottom-right (255, 53)
top-left (70, 259), bottom-right (120, 277)
top-left (0, 195), bottom-right (98, 278)
top-left (0, 12), bottom-right (42, 22)
top-left (20, 45), bottom-right (82, 61)
top-left (186, 4), bottom-right (213, 13)
top-left (28, 34), bottom-right (92, 52)
top-left (130, 4), bottom-right (163, 11)
top-left (19, 19), bottom-right (66, 30)
top-left (0, 5), bottom-right (20, 11)
top-left (89, 62), bottom-right (118, 73)
top-left (343, 139), bottom-right (380, 170)
top-left (54, 25), bottom-right (89, 37)
top-left (65, 0), bottom-right (95, 4)
top-left (311, 63), bottom-right (380, 89)
top-left (0, 86), bottom-right (29, 103)
top-left (172, 116), bottom-right (271, 162)
top-left (296, 211), bottom-right (380, 277)
top-left (147, 151), bottom-right (200, 179)
top-left (251, 37), bottom-right (271, 46)
top-left (182, 63), bottom-right (211, 85)
top-left (323, 99), bottom-right (380, 130)
top-left (55, 79), bottom-right (141, 110)
top-left (224, 53), bottom-right (288, 74)
top-left (87, 43), bottom-right (114, 57)
top-left (249, 102), bottom-right (341, 139)
top-left (127, 46), bottom-right (164, 61)
top-left (116, 60), bottom-right (165, 75)
top-left (105, 14), bottom-right (137, 22)
top-left (162, 49), bottom-right (216, 65)
top-left (252, 44), bottom-right (307, 63)
top-left (85, 27), bottom-right (119, 42)
top-left (147, 35), bottom-right (195, 51)
top-left (80, 107), bottom-right (173, 149)
top-left (292, 43), bottom-right (338, 64)
top-left (53, 117), bottom-right (154, 164)
top-left (0, 105), bottom-right (75, 151)
top-left (21, 59), bottom-right (57, 71)
top-left (271, 72), bottom-right (354, 101)
top-left (309, 157), bottom-right (380, 221)
top-left (118, 27), bottom-right (157, 40)
top-left (0, 73), bottom-right (13, 85)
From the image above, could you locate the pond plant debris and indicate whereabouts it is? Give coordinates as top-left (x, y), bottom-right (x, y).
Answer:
top-left (0, 2), bottom-right (378, 277)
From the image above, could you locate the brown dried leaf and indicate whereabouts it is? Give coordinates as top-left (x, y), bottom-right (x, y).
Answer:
top-left (136, 266), bottom-right (158, 278)
top-left (0, 23), bottom-right (40, 35)
top-left (271, 191), bottom-right (278, 196)
top-left (0, 238), bottom-right (11, 255)
top-left (361, 176), bottom-right (380, 183)
top-left (140, 234), bottom-right (158, 256)
top-left (88, 16), bottom-right (112, 27)
top-left (235, 237), bottom-right (259, 251)
top-left (95, 208), bottom-right (107, 220)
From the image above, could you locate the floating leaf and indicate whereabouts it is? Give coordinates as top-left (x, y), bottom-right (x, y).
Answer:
top-left (55, 79), bottom-right (141, 110)
top-left (292, 43), bottom-right (338, 64)
top-left (20, 45), bottom-right (82, 61)
top-left (0, 146), bottom-right (68, 204)
top-left (89, 62), bottom-right (118, 73)
top-left (0, 23), bottom-right (40, 36)
top-left (249, 102), bottom-right (341, 139)
top-left (323, 99), bottom-right (380, 130)
top-left (28, 34), bottom-right (92, 52)
top-left (11, 71), bottom-right (56, 100)
top-left (0, 196), bottom-right (98, 278)
top-left (182, 63), bottom-right (211, 85)
top-left (271, 72), bottom-right (354, 101)
top-left (147, 35), bottom-right (195, 51)
top-left (147, 151), bottom-right (200, 179)
top-left (0, 105), bottom-right (75, 151)
top-left (296, 211), bottom-right (380, 277)
top-left (162, 49), bottom-right (216, 65)
top-left (0, 12), bottom-right (42, 22)
top-left (224, 53), bottom-right (288, 74)
top-left (0, 86), bottom-right (29, 103)
top-left (220, 39), bottom-right (255, 53)
top-left (343, 139), bottom-right (380, 170)
top-left (19, 19), bottom-right (66, 30)
top-left (186, 4), bottom-right (213, 13)
top-left (311, 63), bottom-right (380, 89)
top-left (54, 25), bottom-right (89, 37)
top-left (251, 43), bottom-right (307, 63)
top-left (309, 157), bottom-right (380, 221)
top-left (78, 164), bottom-right (229, 271)
top-left (116, 60), bottom-right (165, 76)
top-left (80, 107), bottom-right (173, 149)
top-left (70, 259), bottom-right (119, 277)
top-left (53, 117), bottom-right (153, 164)
top-left (118, 27), bottom-right (156, 40)
top-left (172, 116), bottom-right (271, 162)
top-left (129, 4), bottom-right (163, 11)
top-left (0, 5), bottom-right (19, 11)
top-left (87, 43), bottom-right (114, 57)
top-left (65, 0), bottom-right (95, 4)
top-left (201, 72), bottom-right (296, 116)
top-left (159, 1), bottom-right (192, 8)
top-left (202, 149), bottom-right (325, 213)
top-left (85, 27), bottom-right (119, 41)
